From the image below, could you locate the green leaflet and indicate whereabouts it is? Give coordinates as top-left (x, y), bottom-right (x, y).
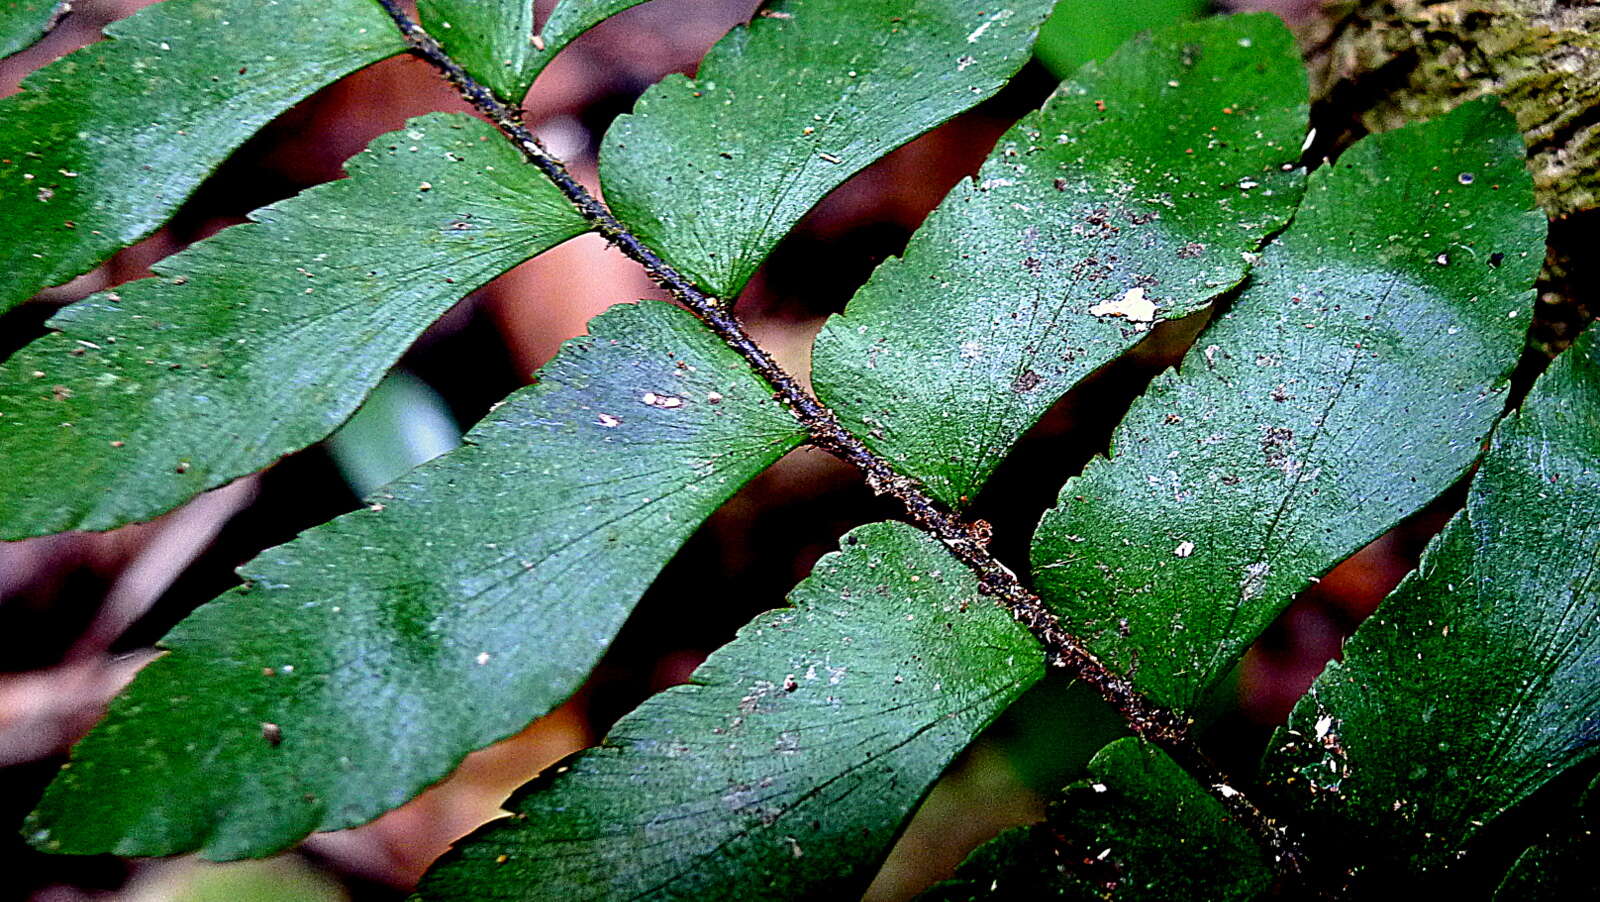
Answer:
top-left (0, 0), bottom-right (64, 59)
top-left (417, 521), bottom-right (1044, 901)
top-left (0, 113), bottom-right (589, 540)
top-left (600, 0), bottom-right (1053, 300)
top-left (925, 739), bottom-right (1272, 901)
top-left (417, 0), bottom-right (537, 102)
top-left (325, 370), bottom-right (463, 497)
top-left (1266, 326), bottom-right (1600, 876)
top-left (418, 0), bottom-right (659, 101)
top-left (813, 14), bottom-right (1307, 508)
top-left (1030, 98), bottom-right (1544, 714)
top-left (25, 301), bottom-right (805, 860)
top-left (1033, 0), bottom-right (1207, 77)
top-left (0, 0), bottom-right (407, 314)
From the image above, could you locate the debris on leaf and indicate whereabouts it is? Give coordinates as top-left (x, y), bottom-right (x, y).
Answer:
top-left (1089, 286), bottom-right (1157, 323)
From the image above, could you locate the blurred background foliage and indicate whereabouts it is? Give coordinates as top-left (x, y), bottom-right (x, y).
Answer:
top-left (0, 1), bottom-right (1431, 899)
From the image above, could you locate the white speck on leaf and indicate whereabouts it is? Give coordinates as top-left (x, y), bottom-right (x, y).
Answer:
top-left (1089, 286), bottom-right (1156, 323)
top-left (966, 8), bottom-right (1014, 43)
top-left (1174, 540), bottom-right (1196, 558)
top-left (1240, 561), bottom-right (1271, 601)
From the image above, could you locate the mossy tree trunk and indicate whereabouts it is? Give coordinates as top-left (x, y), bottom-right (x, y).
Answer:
top-left (1298, 0), bottom-right (1600, 350)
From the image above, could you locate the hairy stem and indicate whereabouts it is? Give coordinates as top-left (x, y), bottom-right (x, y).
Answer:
top-left (374, 0), bottom-right (1313, 885)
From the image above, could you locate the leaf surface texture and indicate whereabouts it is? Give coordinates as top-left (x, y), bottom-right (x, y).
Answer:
top-left (26, 301), bottom-right (804, 860)
top-left (417, 1), bottom-right (537, 101)
top-left (601, 0), bottom-right (1053, 299)
top-left (1030, 99), bottom-right (1544, 712)
top-left (419, 0), bottom-right (660, 99)
top-left (925, 738), bottom-right (1272, 901)
top-left (1267, 325), bottom-right (1600, 873)
top-left (418, 521), bottom-right (1044, 900)
top-left (813, 14), bottom-right (1308, 507)
top-left (0, 0), bottom-right (63, 59)
top-left (0, 0), bottom-right (406, 313)
top-left (0, 114), bottom-right (589, 539)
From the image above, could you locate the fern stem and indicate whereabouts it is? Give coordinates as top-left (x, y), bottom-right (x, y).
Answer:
top-left (373, 0), bottom-right (1315, 886)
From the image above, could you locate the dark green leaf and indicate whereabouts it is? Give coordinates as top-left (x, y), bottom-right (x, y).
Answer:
top-left (0, 0), bottom-right (66, 59)
top-left (419, 0), bottom-right (660, 101)
top-left (25, 301), bottom-right (804, 860)
top-left (921, 827), bottom-right (1065, 901)
top-left (1031, 98), bottom-right (1544, 713)
top-left (925, 738), bottom-right (1272, 901)
top-left (0, 0), bottom-right (406, 314)
top-left (416, 0), bottom-right (536, 102)
top-left (1033, 0), bottom-right (1207, 77)
top-left (813, 14), bottom-right (1307, 508)
top-left (1266, 325), bottom-right (1600, 874)
top-left (601, 0), bottom-right (1053, 299)
top-left (1494, 775), bottom-right (1600, 901)
top-left (325, 370), bottom-right (462, 497)
top-left (0, 113), bottom-right (588, 540)
top-left (1496, 832), bottom-right (1600, 902)
top-left (417, 521), bottom-right (1044, 901)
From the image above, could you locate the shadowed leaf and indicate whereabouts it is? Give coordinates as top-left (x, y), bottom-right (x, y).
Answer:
top-left (926, 738), bottom-right (1272, 901)
top-left (418, 1), bottom-right (538, 101)
top-left (1267, 325), bottom-right (1600, 876)
top-left (1493, 774), bottom-right (1600, 900)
